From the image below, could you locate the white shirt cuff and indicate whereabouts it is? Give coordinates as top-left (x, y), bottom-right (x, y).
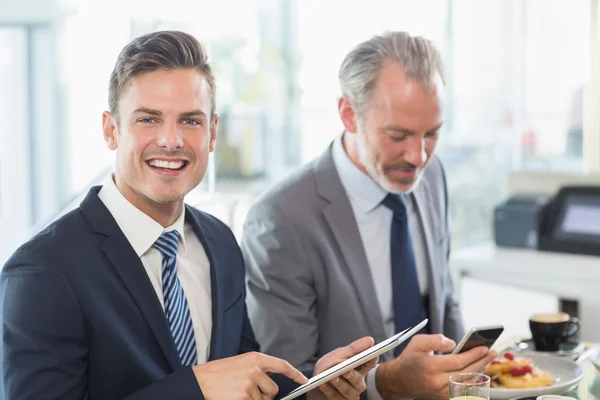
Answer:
top-left (366, 364), bottom-right (385, 400)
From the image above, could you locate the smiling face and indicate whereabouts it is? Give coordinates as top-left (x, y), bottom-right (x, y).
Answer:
top-left (339, 61), bottom-right (444, 193)
top-left (102, 68), bottom-right (217, 225)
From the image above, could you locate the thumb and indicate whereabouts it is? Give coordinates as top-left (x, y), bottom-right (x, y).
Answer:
top-left (407, 334), bottom-right (456, 354)
top-left (345, 336), bottom-right (375, 356)
top-left (318, 336), bottom-right (375, 372)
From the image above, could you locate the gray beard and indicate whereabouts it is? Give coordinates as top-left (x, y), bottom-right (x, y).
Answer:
top-left (354, 129), bottom-right (422, 194)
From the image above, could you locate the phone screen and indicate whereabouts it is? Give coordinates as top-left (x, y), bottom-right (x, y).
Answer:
top-left (455, 326), bottom-right (504, 354)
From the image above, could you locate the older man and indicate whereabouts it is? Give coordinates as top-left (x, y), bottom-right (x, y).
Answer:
top-left (242, 32), bottom-right (496, 400)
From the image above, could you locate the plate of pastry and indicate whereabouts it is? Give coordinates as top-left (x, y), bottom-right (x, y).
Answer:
top-left (485, 351), bottom-right (583, 399)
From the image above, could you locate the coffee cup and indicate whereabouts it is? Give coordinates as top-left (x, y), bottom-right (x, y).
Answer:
top-left (529, 312), bottom-right (579, 352)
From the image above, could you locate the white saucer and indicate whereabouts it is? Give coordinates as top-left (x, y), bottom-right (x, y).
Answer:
top-left (510, 339), bottom-right (585, 360)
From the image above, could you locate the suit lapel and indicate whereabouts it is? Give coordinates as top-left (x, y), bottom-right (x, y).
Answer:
top-left (184, 207), bottom-right (222, 361)
top-left (80, 188), bottom-right (181, 371)
top-left (102, 236), bottom-right (182, 370)
top-left (410, 179), bottom-right (442, 334)
top-left (314, 147), bottom-right (387, 341)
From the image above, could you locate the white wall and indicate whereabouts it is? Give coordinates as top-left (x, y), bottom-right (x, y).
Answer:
top-left (508, 171), bottom-right (600, 195)
top-left (460, 277), bottom-right (558, 341)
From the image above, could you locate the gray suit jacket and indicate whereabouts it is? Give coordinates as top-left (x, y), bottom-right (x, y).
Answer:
top-left (241, 144), bottom-right (465, 372)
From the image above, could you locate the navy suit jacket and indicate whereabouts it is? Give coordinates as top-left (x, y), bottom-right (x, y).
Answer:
top-left (0, 187), bottom-right (299, 399)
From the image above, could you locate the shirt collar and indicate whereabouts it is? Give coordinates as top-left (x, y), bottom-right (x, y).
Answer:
top-left (331, 133), bottom-right (388, 213)
top-left (98, 175), bottom-right (188, 257)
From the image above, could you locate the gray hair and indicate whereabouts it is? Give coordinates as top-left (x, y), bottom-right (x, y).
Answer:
top-left (338, 31), bottom-right (444, 117)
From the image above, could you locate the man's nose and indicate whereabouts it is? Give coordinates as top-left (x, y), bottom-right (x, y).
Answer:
top-left (404, 137), bottom-right (426, 167)
top-left (157, 121), bottom-right (184, 150)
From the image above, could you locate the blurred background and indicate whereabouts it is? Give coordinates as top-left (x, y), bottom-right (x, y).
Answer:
top-left (0, 0), bottom-right (597, 340)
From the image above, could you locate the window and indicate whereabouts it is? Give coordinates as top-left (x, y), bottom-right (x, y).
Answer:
top-left (520, 0), bottom-right (588, 170)
top-left (2, 0), bottom-right (597, 250)
top-left (444, 0), bottom-right (590, 246)
top-left (0, 28), bottom-right (31, 260)
top-left (58, 0), bottom-right (131, 196)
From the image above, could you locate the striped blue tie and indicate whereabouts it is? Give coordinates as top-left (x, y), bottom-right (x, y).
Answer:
top-left (153, 231), bottom-right (197, 366)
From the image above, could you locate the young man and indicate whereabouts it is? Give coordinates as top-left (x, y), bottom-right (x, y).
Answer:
top-left (0, 30), bottom-right (374, 400)
top-left (242, 32), bottom-right (497, 400)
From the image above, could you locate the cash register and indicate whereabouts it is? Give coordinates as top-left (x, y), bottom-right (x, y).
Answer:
top-left (494, 186), bottom-right (600, 256)
top-left (537, 186), bottom-right (600, 256)
top-left (493, 193), bottom-right (550, 249)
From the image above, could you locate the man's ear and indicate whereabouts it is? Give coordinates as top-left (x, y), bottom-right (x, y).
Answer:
top-left (338, 94), bottom-right (358, 134)
top-left (209, 113), bottom-right (219, 152)
top-left (102, 111), bottom-right (118, 150)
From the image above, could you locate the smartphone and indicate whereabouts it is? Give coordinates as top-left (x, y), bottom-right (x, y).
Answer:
top-left (452, 324), bottom-right (505, 354)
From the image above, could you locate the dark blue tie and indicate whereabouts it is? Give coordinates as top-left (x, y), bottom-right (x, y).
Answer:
top-left (381, 194), bottom-right (425, 356)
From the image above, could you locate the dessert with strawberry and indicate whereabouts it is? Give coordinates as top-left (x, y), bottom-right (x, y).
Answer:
top-left (484, 352), bottom-right (555, 389)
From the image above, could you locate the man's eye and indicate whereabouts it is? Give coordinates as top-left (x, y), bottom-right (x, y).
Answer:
top-left (389, 134), bottom-right (406, 142)
top-left (182, 119), bottom-right (201, 126)
top-left (139, 118), bottom-right (157, 123)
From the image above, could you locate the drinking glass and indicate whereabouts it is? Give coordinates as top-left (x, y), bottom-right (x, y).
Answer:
top-left (449, 372), bottom-right (490, 400)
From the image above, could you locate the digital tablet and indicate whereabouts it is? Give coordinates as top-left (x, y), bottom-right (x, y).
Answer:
top-left (281, 318), bottom-right (428, 400)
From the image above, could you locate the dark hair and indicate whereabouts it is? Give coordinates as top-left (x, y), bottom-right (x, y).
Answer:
top-left (108, 30), bottom-right (216, 119)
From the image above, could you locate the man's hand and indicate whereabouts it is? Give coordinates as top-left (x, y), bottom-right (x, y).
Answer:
top-left (307, 336), bottom-right (377, 400)
top-left (375, 334), bottom-right (497, 400)
top-left (193, 352), bottom-right (308, 400)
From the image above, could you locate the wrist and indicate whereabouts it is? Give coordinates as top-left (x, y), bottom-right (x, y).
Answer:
top-left (375, 362), bottom-right (411, 400)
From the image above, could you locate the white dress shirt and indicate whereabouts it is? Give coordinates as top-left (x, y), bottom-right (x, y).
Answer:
top-left (98, 176), bottom-right (212, 364)
top-left (331, 135), bottom-right (429, 400)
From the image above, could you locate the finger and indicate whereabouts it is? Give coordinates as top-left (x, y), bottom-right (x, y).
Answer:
top-left (437, 346), bottom-right (494, 372)
top-left (254, 353), bottom-right (308, 384)
top-left (356, 357), bottom-right (378, 374)
top-left (342, 370), bottom-right (365, 389)
top-left (318, 381), bottom-right (343, 399)
top-left (331, 336), bottom-right (375, 364)
top-left (452, 346), bottom-right (493, 370)
top-left (252, 368), bottom-right (279, 398)
top-left (406, 334), bottom-right (456, 354)
top-left (247, 383), bottom-right (264, 400)
top-left (329, 375), bottom-right (359, 398)
top-left (341, 369), bottom-right (367, 392)
top-left (460, 349), bottom-right (498, 374)
top-left (343, 336), bottom-right (375, 357)
top-left (318, 336), bottom-right (375, 373)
